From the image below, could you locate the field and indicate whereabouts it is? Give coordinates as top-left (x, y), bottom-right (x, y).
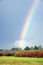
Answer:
top-left (0, 56), bottom-right (43, 65)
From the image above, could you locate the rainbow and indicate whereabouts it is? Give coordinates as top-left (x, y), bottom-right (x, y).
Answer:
top-left (19, 0), bottom-right (38, 48)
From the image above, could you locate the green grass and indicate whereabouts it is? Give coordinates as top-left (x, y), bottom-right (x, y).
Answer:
top-left (0, 56), bottom-right (43, 65)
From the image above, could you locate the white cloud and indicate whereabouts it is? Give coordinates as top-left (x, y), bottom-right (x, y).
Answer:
top-left (11, 40), bottom-right (38, 49)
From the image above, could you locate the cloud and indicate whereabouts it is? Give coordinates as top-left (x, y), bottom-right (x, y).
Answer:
top-left (13, 40), bottom-right (27, 48)
top-left (11, 40), bottom-right (38, 49)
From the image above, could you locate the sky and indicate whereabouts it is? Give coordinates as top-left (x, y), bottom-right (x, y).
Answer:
top-left (0, 0), bottom-right (43, 49)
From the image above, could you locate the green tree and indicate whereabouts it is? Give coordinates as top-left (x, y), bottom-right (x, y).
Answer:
top-left (33, 45), bottom-right (39, 50)
top-left (11, 47), bottom-right (22, 51)
top-left (24, 46), bottom-right (30, 50)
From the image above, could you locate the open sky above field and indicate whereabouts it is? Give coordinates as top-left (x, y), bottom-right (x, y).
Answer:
top-left (0, 0), bottom-right (43, 49)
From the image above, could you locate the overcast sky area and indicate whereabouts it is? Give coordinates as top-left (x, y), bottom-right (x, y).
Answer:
top-left (0, 0), bottom-right (43, 49)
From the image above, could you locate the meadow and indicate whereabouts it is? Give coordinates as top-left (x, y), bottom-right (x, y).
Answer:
top-left (0, 56), bottom-right (43, 65)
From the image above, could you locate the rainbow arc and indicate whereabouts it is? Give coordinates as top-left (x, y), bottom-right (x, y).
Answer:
top-left (19, 0), bottom-right (39, 48)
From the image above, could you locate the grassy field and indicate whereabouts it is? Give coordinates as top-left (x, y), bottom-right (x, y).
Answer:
top-left (0, 56), bottom-right (43, 65)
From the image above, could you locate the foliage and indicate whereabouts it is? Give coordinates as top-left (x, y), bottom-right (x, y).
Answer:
top-left (15, 50), bottom-right (43, 58)
top-left (0, 52), bottom-right (15, 56)
top-left (24, 45), bottom-right (43, 50)
top-left (24, 46), bottom-right (30, 50)
top-left (33, 46), bottom-right (39, 50)
top-left (11, 47), bottom-right (22, 51)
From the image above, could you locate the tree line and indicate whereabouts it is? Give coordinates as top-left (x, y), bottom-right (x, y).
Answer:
top-left (24, 45), bottom-right (43, 50)
top-left (0, 45), bottom-right (43, 52)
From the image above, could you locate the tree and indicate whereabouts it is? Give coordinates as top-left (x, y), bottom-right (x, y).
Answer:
top-left (33, 46), bottom-right (39, 50)
top-left (0, 49), bottom-right (3, 51)
top-left (24, 46), bottom-right (30, 50)
top-left (11, 47), bottom-right (22, 51)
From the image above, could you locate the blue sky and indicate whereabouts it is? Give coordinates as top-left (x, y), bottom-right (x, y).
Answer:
top-left (0, 0), bottom-right (43, 49)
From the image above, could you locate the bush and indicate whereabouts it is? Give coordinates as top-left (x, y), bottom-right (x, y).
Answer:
top-left (15, 50), bottom-right (43, 58)
top-left (0, 52), bottom-right (15, 56)
top-left (0, 52), bottom-right (3, 56)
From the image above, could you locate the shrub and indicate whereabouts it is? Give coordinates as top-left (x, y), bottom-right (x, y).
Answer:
top-left (0, 52), bottom-right (3, 56)
top-left (0, 52), bottom-right (15, 56)
top-left (15, 50), bottom-right (43, 58)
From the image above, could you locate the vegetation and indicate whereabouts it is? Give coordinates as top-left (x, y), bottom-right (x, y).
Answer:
top-left (11, 47), bottom-right (22, 51)
top-left (24, 46), bottom-right (30, 50)
top-left (0, 56), bottom-right (43, 65)
top-left (15, 50), bottom-right (43, 57)
top-left (24, 45), bottom-right (43, 50)
top-left (0, 46), bottom-right (43, 65)
top-left (0, 45), bottom-right (43, 57)
top-left (0, 50), bottom-right (43, 57)
top-left (0, 52), bottom-right (15, 56)
top-left (0, 45), bottom-right (43, 52)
